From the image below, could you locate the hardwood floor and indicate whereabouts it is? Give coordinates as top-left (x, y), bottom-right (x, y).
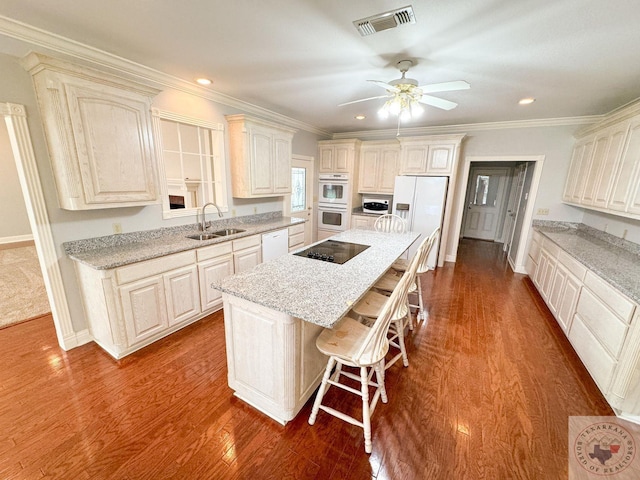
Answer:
top-left (0, 239), bottom-right (612, 479)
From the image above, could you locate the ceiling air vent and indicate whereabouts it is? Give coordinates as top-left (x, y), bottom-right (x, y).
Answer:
top-left (353, 5), bottom-right (416, 36)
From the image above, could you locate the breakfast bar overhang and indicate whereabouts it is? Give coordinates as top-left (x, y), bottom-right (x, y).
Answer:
top-left (211, 229), bottom-right (420, 424)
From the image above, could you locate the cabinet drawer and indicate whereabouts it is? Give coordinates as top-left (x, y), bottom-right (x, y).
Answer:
top-left (569, 314), bottom-right (617, 392)
top-left (197, 241), bottom-right (233, 262)
top-left (233, 234), bottom-right (260, 251)
top-left (288, 223), bottom-right (305, 236)
top-left (576, 288), bottom-right (629, 358)
top-left (289, 232), bottom-right (305, 248)
top-left (557, 251), bottom-right (587, 281)
top-left (584, 271), bottom-right (635, 323)
top-left (116, 250), bottom-right (196, 285)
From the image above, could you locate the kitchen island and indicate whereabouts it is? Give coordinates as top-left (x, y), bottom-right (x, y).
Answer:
top-left (212, 229), bottom-right (420, 424)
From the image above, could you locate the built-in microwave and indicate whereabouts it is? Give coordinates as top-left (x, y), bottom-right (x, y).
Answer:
top-left (362, 195), bottom-right (392, 215)
top-left (319, 173), bottom-right (350, 205)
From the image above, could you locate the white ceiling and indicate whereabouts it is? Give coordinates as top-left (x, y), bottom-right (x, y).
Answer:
top-left (1, 0), bottom-right (640, 134)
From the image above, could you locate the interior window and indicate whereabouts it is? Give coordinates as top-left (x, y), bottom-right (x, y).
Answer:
top-left (152, 109), bottom-right (228, 219)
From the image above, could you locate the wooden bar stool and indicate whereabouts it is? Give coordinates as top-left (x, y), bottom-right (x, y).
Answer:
top-left (351, 235), bottom-right (430, 369)
top-left (377, 227), bottom-right (439, 323)
top-left (308, 263), bottom-right (415, 454)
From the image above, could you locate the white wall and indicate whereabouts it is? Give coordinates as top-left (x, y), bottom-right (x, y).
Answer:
top-left (0, 120), bottom-right (31, 238)
top-left (445, 125), bottom-right (587, 259)
top-left (0, 52), bottom-right (323, 333)
top-left (581, 210), bottom-right (640, 244)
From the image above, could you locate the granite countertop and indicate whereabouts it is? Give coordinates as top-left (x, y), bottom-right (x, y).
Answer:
top-left (533, 222), bottom-right (640, 304)
top-left (211, 229), bottom-right (420, 328)
top-left (63, 212), bottom-right (305, 270)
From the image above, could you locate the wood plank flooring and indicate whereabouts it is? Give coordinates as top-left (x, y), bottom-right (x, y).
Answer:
top-left (0, 239), bottom-right (613, 479)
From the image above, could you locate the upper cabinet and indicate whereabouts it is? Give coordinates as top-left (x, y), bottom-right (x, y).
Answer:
top-left (318, 139), bottom-right (361, 174)
top-left (226, 115), bottom-right (297, 198)
top-left (23, 53), bottom-right (161, 210)
top-left (562, 106), bottom-right (640, 220)
top-left (358, 141), bottom-right (400, 194)
top-left (398, 135), bottom-right (465, 176)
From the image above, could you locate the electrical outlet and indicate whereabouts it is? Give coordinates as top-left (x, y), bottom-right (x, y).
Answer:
top-left (112, 223), bottom-right (122, 234)
top-left (536, 208), bottom-right (549, 216)
top-left (231, 209), bottom-right (236, 217)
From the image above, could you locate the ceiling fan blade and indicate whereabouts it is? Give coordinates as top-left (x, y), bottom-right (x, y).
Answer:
top-left (338, 95), bottom-right (391, 107)
top-left (367, 80), bottom-right (401, 93)
top-left (418, 94), bottom-right (458, 110)
top-left (418, 80), bottom-right (470, 94)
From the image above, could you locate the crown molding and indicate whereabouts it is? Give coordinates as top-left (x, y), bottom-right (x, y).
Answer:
top-left (0, 15), bottom-right (331, 137)
top-left (332, 115), bottom-right (603, 140)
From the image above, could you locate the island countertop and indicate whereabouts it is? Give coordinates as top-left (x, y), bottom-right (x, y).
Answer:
top-left (211, 229), bottom-right (420, 329)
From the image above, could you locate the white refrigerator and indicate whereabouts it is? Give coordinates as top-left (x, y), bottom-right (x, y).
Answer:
top-left (392, 176), bottom-right (448, 269)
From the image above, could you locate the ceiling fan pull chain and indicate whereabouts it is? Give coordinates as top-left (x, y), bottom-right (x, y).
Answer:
top-left (396, 116), bottom-right (401, 137)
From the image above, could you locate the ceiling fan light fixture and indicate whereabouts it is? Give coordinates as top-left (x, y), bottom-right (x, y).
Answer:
top-left (378, 107), bottom-right (389, 119)
top-left (399, 109), bottom-right (412, 122)
top-left (410, 101), bottom-right (424, 117)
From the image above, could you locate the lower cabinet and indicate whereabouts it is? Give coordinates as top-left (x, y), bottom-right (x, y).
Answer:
top-left (528, 232), bottom-right (640, 419)
top-left (73, 232), bottom-right (277, 359)
top-left (351, 214), bottom-right (376, 230)
top-left (288, 223), bottom-right (306, 252)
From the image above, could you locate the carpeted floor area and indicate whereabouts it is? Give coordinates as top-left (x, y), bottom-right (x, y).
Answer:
top-left (0, 245), bottom-right (50, 329)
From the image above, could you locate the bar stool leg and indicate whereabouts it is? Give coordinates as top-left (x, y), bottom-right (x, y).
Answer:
top-left (309, 356), bottom-right (336, 425)
top-left (360, 366), bottom-right (372, 454)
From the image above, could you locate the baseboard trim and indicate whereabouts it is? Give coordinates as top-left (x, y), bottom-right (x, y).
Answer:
top-left (0, 234), bottom-right (35, 249)
top-left (60, 328), bottom-right (93, 351)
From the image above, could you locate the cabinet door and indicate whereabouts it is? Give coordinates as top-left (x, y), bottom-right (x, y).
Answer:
top-left (164, 265), bottom-right (201, 326)
top-left (120, 276), bottom-right (168, 346)
top-left (556, 271), bottom-right (581, 333)
top-left (66, 80), bottom-right (158, 205)
top-left (358, 149), bottom-right (380, 192)
top-left (377, 149), bottom-right (399, 193)
top-left (594, 122), bottom-right (628, 208)
top-left (249, 126), bottom-right (274, 195)
top-left (539, 250), bottom-right (557, 300)
top-left (400, 144), bottom-right (429, 174)
top-left (426, 145), bottom-right (455, 174)
top-left (199, 254), bottom-right (234, 311)
top-left (608, 118), bottom-right (640, 212)
top-left (581, 132), bottom-right (610, 206)
top-left (273, 134), bottom-right (292, 194)
top-left (234, 245), bottom-right (262, 273)
top-left (548, 263), bottom-right (568, 315)
top-left (570, 138), bottom-right (595, 204)
top-left (563, 142), bottom-right (586, 202)
top-left (334, 145), bottom-right (351, 172)
top-left (352, 215), bottom-right (373, 230)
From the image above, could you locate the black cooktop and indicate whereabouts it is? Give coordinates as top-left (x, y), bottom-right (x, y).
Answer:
top-left (294, 239), bottom-right (370, 264)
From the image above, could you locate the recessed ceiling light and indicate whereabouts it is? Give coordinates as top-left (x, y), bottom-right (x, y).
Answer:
top-left (355, 114), bottom-right (366, 120)
top-left (519, 97), bottom-right (535, 105)
top-left (196, 78), bottom-right (212, 86)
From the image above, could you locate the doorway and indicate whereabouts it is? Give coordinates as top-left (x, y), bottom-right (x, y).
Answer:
top-left (450, 155), bottom-right (545, 274)
top-left (284, 154), bottom-right (315, 246)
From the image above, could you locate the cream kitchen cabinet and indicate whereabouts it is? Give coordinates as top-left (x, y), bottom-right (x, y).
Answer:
top-left (358, 141), bottom-right (400, 194)
top-left (318, 139), bottom-right (361, 174)
top-left (226, 114), bottom-right (297, 198)
top-left (197, 242), bottom-right (234, 312)
top-left (23, 52), bottom-right (160, 210)
top-left (525, 230), bottom-right (542, 277)
top-left (547, 251), bottom-right (586, 333)
top-left (351, 214), bottom-right (376, 230)
top-left (562, 106), bottom-right (640, 220)
top-left (288, 223), bottom-right (306, 252)
top-left (398, 135), bottom-right (465, 176)
top-left (232, 234), bottom-right (262, 273)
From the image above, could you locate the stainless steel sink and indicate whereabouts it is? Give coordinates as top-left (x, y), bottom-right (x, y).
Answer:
top-left (186, 233), bottom-right (219, 241)
top-left (186, 228), bottom-right (245, 240)
top-left (211, 228), bottom-right (245, 236)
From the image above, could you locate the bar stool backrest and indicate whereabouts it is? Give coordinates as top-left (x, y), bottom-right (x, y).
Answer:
top-left (374, 214), bottom-right (406, 234)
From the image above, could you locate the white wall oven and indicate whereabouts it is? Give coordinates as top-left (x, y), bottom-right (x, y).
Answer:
top-left (318, 204), bottom-right (348, 231)
top-left (319, 173), bottom-right (350, 205)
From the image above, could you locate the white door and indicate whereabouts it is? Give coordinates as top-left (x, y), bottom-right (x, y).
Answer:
top-left (502, 167), bottom-right (523, 252)
top-left (463, 167), bottom-right (509, 240)
top-left (285, 155), bottom-right (314, 246)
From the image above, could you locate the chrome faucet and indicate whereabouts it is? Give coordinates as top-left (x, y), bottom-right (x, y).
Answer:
top-left (200, 202), bottom-right (223, 231)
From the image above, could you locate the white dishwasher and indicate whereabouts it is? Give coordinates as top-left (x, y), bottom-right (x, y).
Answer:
top-left (261, 229), bottom-right (289, 262)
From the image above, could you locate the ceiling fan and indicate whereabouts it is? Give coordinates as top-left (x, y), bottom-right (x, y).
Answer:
top-left (339, 60), bottom-right (470, 120)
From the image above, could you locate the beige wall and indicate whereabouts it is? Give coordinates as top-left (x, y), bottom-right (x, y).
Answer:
top-left (0, 120), bottom-right (31, 238)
